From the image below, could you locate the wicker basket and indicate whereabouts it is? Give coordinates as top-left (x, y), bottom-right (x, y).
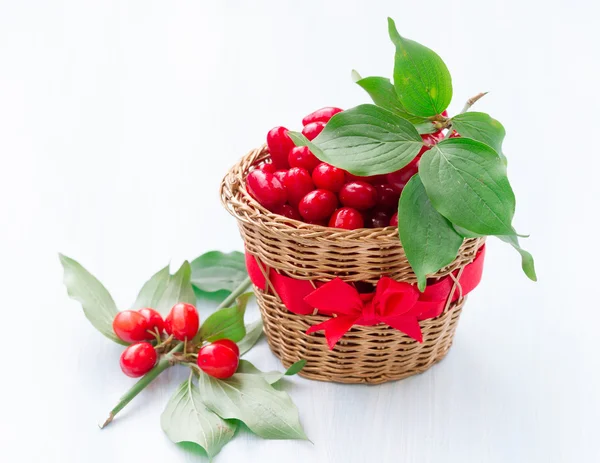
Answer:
top-left (220, 145), bottom-right (484, 384)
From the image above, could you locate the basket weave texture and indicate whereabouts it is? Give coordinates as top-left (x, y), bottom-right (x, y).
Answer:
top-left (221, 145), bottom-right (484, 384)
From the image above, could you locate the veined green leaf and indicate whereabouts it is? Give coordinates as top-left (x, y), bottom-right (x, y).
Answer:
top-left (352, 74), bottom-right (436, 134)
top-left (451, 112), bottom-right (507, 163)
top-left (236, 359), bottom-right (306, 384)
top-left (131, 265), bottom-right (170, 310)
top-left (388, 17), bottom-right (453, 117)
top-left (498, 235), bottom-right (537, 281)
top-left (289, 104), bottom-right (424, 176)
top-left (398, 175), bottom-right (464, 291)
top-left (161, 375), bottom-right (237, 459)
top-left (237, 319), bottom-right (264, 356)
top-left (155, 261), bottom-right (197, 316)
top-left (198, 371), bottom-right (307, 440)
top-left (419, 138), bottom-right (516, 236)
top-left (196, 293), bottom-right (252, 343)
top-left (59, 254), bottom-right (125, 345)
top-left (190, 251), bottom-right (247, 294)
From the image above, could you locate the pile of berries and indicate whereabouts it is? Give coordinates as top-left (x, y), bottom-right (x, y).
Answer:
top-left (112, 303), bottom-right (240, 379)
top-left (245, 107), bottom-right (447, 229)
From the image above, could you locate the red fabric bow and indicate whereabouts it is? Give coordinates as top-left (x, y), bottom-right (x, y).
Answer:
top-left (304, 277), bottom-right (443, 348)
top-left (245, 246), bottom-right (485, 349)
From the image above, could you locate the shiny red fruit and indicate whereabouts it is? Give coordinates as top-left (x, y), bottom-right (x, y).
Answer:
top-left (449, 131), bottom-right (460, 138)
top-left (339, 181), bottom-right (377, 210)
top-left (367, 209), bottom-right (392, 228)
top-left (390, 212), bottom-right (399, 227)
top-left (374, 183), bottom-right (400, 209)
top-left (284, 167), bottom-right (315, 206)
top-left (267, 126), bottom-right (295, 169)
top-left (119, 342), bottom-right (157, 378)
top-left (165, 303), bottom-right (199, 341)
top-left (273, 170), bottom-right (287, 184)
top-left (138, 308), bottom-right (164, 336)
top-left (302, 121), bottom-right (326, 141)
top-left (387, 157), bottom-right (420, 193)
top-left (257, 162), bottom-right (276, 174)
top-left (274, 204), bottom-right (302, 221)
top-left (113, 310), bottom-right (150, 343)
top-left (302, 107), bottom-right (343, 126)
top-left (422, 130), bottom-right (445, 146)
top-left (298, 189), bottom-right (338, 221)
top-left (197, 340), bottom-right (240, 379)
top-left (246, 170), bottom-right (287, 209)
top-left (312, 163), bottom-right (346, 192)
top-left (288, 146), bottom-right (320, 173)
top-left (328, 207), bottom-right (364, 230)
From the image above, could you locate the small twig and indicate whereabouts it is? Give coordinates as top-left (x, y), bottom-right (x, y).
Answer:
top-left (460, 91), bottom-right (488, 114)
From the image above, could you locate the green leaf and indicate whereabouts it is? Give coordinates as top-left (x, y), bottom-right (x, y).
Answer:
top-left (155, 261), bottom-right (197, 316)
top-left (289, 104), bottom-right (424, 176)
top-left (237, 319), bottom-right (264, 356)
top-left (352, 74), bottom-right (436, 134)
top-left (236, 360), bottom-right (284, 384)
top-left (190, 251), bottom-right (248, 294)
top-left (284, 359), bottom-right (307, 376)
top-left (196, 293), bottom-right (252, 343)
top-left (198, 371), bottom-right (307, 440)
top-left (161, 375), bottom-right (237, 460)
top-left (58, 254), bottom-right (125, 345)
top-left (419, 138), bottom-right (516, 236)
top-left (498, 235), bottom-right (537, 281)
top-left (236, 359), bottom-right (306, 384)
top-left (451, 112), bottom-right (507, 163)
top-left (131, 265), bottom-right (170, 309)
top-left (452, 224), bottom-right (485, 238)
top-left (398, 175), bottom-right (464, 291)
top-left (388, 17), bottom-right (453, 117)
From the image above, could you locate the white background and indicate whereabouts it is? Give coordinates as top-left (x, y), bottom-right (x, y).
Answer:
top-left (1, 1), bottom-right (599, 462)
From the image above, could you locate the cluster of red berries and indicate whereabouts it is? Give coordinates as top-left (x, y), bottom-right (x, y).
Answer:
top-left (113, 303), bottom-right (239, 379)
top-left (245, 107), bottom-right (448, 229)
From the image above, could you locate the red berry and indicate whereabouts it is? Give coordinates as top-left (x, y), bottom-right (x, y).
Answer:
top-left (422, 130), bottom-right (445, 146)
top-left (213, 339), bottom-right (240, 356)
top-left (165, 303), bottom-right (199, 341)
top-left (390, 212), bottom-right (399, 227)
top-left (113, 311), bottom-right (151, 343)
top-left (302, 121), bottom-right (326, 141)
top-left (246, 170), bottom-right (287, 209)
top-left (267, 126), bottom-right (295, 169)
top-left (306, 219), bottom-right (328, 226)
top-left (441, 110), bottom-right (448, 117)
top-left (367, 209), bottom-right (392, 228)
top-left (119, 342), bottom-right (157, 378)
top-left (302, 107), bottom-right (343, 126)
top-left (288, 146), bottom-right (320, 173)
top-left (257, 162), bottom-right (276, 174)
top-left (328, 207), bottom-right (364, 230)
top-left (273, 169), bottom-right (288, 184)
top-left (374, 183), bottom-right (400, 209)
top-left (274, 204), bottom-right (302, 221)
top-left (284, 167), bottom-right (315, 207)
top-left (339, 181), bottom-right (377, 210)
top-left (312, 163), bottom-right (346, 192)
top-left (449, 131), bottom-right (460, 138)
top-left (138, 308), bottom-right (164, 336)
top-left (387, 157), bottom-right (420, 193)
top-left (298, 189), bottom-right (338, 221)
top-left (197, 340), bottom-right (240, 379)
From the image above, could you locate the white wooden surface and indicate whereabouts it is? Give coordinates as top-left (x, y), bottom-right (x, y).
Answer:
top-left (1, 1), bottom-right (599, 461)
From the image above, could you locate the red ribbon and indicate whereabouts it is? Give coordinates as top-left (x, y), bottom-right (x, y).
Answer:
top-left (246, 246), bottom-right (485, 349)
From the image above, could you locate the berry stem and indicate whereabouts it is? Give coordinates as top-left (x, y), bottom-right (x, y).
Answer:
top-left (99, 342), bottom-right (183, 429)
top-left (460, 91), bottom-right (488, 114)
top-left (218, 276), bottom-right (252, 309)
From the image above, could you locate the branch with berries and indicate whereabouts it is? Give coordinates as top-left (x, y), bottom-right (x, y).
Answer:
top-left (59, 251), bottom-right (307, 460)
